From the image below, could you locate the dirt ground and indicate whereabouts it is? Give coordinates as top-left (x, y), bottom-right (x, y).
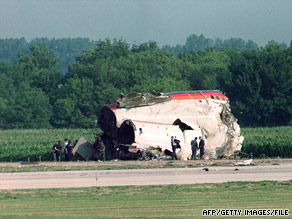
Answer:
top-left (0, 158), bottom-right (291, 168)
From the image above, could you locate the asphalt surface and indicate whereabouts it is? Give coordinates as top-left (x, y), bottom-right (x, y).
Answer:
top-left (1, 165), bottom-right (292, 190)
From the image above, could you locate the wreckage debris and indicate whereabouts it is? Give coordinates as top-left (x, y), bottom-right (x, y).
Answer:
top-left (95, 90), bottom-right (244, 161)
top-left (235, 159), bottom-right (254, 166)
top-left (72, 137), bottom-right (96, 161)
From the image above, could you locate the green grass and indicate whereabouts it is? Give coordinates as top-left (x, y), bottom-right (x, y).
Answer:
top-left (0, 181), bottom-right (291, 218)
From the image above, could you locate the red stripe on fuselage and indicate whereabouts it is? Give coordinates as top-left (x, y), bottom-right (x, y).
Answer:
top-left (107, 91), bottom-right (228, 110)
top-left (170, 92), bottom-right (228, 102)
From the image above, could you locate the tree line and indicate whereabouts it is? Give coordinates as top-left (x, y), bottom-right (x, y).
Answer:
top-left (0, 36), bottom-right (291, 129)
top-left (0, 37), bottom-right (95, 74)
top-left (0, 35), bottom-right (287, 74)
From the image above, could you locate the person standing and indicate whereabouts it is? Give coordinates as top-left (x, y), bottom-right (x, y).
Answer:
top-left (199, 136), bottom-right (205, 159)
top-left (65, 140), bottom-right (73, 161)
top-left (73, 139), bottom-right (78, 148)
top-left (95, 133), bottom-right (105, 161)
top-left (171, 136), bottom-right (178, 160)
top-left (174, 136), bottom-right (181, 149)
top-left (112, 140), bottom-right (119, 160)
top-left (64, 139), bottom-right (68, 159)
top-left (98, 140), bottom-right (105, 161)
top-left (52, 140), bottom-right (62, 161)
top-left (191, 137), bottom-right (198, 160)
top-left (64, 139), bottom-right (68, 148)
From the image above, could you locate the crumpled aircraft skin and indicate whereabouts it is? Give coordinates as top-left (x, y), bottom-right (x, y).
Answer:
top-left (99, 90), bottom-right (244, 160)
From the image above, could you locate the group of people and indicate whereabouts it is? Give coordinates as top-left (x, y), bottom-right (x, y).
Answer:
top-left (52, 139), bottom-right (78, 162)
top-left (191, 136), bottom-right (205, 160)
top-left (53, 135), bottom-right (205, 162)
top-left (171, 135), bottom-right (205, 160)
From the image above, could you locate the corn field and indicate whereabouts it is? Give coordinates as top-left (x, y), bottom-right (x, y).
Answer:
top-left (0, 127), bottom-right (291, 162)
top-left (241, 126), bottom-right (292, 158)
top-left (0, 129), bottom-right (97, 162)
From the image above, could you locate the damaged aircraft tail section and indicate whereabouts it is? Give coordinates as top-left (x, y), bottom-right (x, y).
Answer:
top-left (98, 90), bottom-right (244, 160)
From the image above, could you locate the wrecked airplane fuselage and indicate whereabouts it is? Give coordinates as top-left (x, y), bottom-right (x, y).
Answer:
top-left (98, 90), bottom-right (244, 160)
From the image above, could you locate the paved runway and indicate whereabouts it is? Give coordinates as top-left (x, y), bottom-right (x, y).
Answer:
top-left (1, 165), bottom-right (292, 190)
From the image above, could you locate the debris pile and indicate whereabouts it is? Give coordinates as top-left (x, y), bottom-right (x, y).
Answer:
top-left (73, 91), bottom-right (244, 161)
top-left (235, 159), bottom-right (254, 166)
top-left (94, 90), bottom-right (244, 160)
top-left (72, 137), bottom-right (96, 161)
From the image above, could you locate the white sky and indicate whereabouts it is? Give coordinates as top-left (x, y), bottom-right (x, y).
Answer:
top-left (0, 0), bottom-right (291, 46)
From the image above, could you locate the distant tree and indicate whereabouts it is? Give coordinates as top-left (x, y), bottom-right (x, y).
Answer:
top-left (51, 76), bottom-right (98, 128)
top-left (0, 38), bottom-right (29, 62)
top-left (0, 72), bottom-right (14, 128)
top-left (131, 41), bottom-right (158, 53)
top-left (18, 44), bottom-right (61, 94)
top-left (0, 61), bottom-right (14, 77)
top-left (226, 44), bottom-right (292, 126)
top-left (162, 34), bottom-right (258, 56)
top-left (179, 50), bottom-right (231, 91)
top-left (227, 50), bottom-right (262, 126)
top-left (256, 44), bottom-right (292, 125)
top-left (222, 38), bottom-right (246, 50)
top-left (0, 37), bottom-right (96, 75)
top-left (162, 44), bottom-right (184, 56)
top-left (51, 98), bottom-right (76, 128)
top-left (183, 34), bottom-right (213, 53)
top-left (213, 38), bottom-right (224, 50)
top-left (245, 40), bottom-right (258, 50)
top-left (30, 37), bottom-right (96, 74)
top-left (0, 81), bottom-right (52, 129)
top-left (266, 40), bottom-right (287, 48)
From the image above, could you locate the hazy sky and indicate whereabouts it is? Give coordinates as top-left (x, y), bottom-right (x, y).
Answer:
top-left (1, 0), bottom-right (292, 46)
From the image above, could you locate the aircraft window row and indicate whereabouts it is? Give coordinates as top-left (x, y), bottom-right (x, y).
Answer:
top-left (210, 95), bottom-right (226, 101)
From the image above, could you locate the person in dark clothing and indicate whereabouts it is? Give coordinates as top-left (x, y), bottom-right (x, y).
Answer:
top-left (199, 136), bottom-right (205, 159)
top-left (191, 137), bottom-right (198, 160)
top-left (95, 133), bottom-right (105, 161)
top-left (174, 136), bottom-right (181, 149)
top-left (73, 139), bottom-right (78, 148)
top-left (65, 140), bottom-right (73, 161)
top-left (171, 136), bottom-right (178, 160)
top-left (52, 140), bottom-right (62, 161)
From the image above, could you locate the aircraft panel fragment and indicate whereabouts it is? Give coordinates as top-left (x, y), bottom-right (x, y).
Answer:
top-left (73, 137), bottom-right (97, 161)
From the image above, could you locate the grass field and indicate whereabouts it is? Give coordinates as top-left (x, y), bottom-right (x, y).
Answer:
top-left (0, 126), bottom-right (292, 162)
top-left (0, 181), bottom-right (291, 218)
